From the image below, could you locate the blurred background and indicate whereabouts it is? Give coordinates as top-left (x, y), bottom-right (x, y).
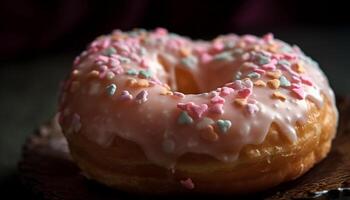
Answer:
top-left (1, 0), bottom-right (350, 198)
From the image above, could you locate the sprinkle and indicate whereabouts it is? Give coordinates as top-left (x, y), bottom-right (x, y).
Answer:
top-left (72, 69), bottom-right (80, 77)
top-left (300, 75), bottom-right (313, 86)
top-left (277, 60), bottom-right (291, 68)
top-left (279, 76), bottom-right (291, 87)
top-left (292, 62), bottom-right (305, 73)
top-left (261, 63), bottom-right (276, 71)
top-left (291, 87), bottom-right (305, 100)
top-left (213, 51), bottom-right (233, 61)
top-left (291, 76), bottom-right (301, 83)
top-left (106, 84), bottom-right (117, 96)
top-left (220, 87), bottom-right (234, 96)
top-left (209, 103), bottom-right (224, 114)
top-left (267, 79), bottom-right (280, 89)
top-left (162, 139), bottom-right (175, 153)
top-left (106, 71), bottom-right (115, 80)
top-left (126, 69), bottom-right (138, 76)
top-left (103, 47), bottom-right (116, 56)
top-left (266, 70), bottom-right (282, 79)
top-left (272, 91), bottom-right (287, 101)
top-left (237, 88), bottom-right (252, 98)
top-left (200, 125), bottom-right (218, 141)
top-left (212, 41), bottom-right (224, 52)
top-left (196, 117), bottom-right (215, 130)
top-left (173, 92), bottom-right (185, 99)
top-left (180, 178), bottom-right (195, 190)
top-left (246, 72), bottom-right (261, 79)
top-left (88, 70), bottom-right (100, 78)
top-left (137, 79), bottom-right (150, 87)
top-left (200, 53), bottom-right (213, 64)
top-left (234, 71), bottom-right (242, 80)
top-left (234, 98), bottom-right (247, 107)
top-left (210, 95), bottom-right (225, 104)
top-left (246, 103), bottom-right (259, 115)
top-left (253, 80), bottom-right (266, 87)
top-left (216, 119), bottom-right (232, 134)
top-left (70, 81), bottom-right (80, 93)
top-left (191, 104), bottom-right (208, 119)
top-left (241, 52), bottom-right (250, 60)
top-left (135, 90), bottom-right (148, 103)
top-left (160, 88), bottom-right (173, 95)
top-left (263, 33), bottom-right (274, 43)
top-left (139, 70), bottom-right (152, 79)
top-left (256, 54), bottom-right (270, 65)
top-left (181, 56), bottom-right (198, 68)
top-left (177, 111), bottom-right (193, 125)
top-left (120, 90), bottom-right (133, 100)
top-left (119, 56), bottom-right (131, 63)
top-left (126, 78), bottom-right (138, 87)
top-left (179, 48), bottom-right (191, 57)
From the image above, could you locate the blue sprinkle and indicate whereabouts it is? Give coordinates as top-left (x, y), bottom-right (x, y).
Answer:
top-left (106, 84), bottom-right (117, 96)
top-left (126, 69), bottom-right (138, 76)
top-left (277, 60), bottom-right (291, 68)
top-left (247, 72), bottom-right (261, 79)
top-left (279, 76), bottom-right (291, 87)
top-left (214, 51), bottom-right (233, 61)
top-left (119, 56), bottom-right (131, 63)
top-left (181, 56), bottom-right (198, 68)
top-left (177, 111), bottom-right (193, 125)
top-left (216, 119), bottom-right (232, 134)
top-left (103, 47), bottom-right (116, 56)
top-left (139, 70), bottom-right (152, 79)
top-left (256, 54), bottom-right (270, 65)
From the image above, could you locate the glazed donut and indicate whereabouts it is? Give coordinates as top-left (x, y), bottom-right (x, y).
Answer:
top-left (58, 28), bottom-right (338, 194)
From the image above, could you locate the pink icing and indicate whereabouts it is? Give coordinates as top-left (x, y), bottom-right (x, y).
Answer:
top-left (59, 29), bottom-right (338, 168)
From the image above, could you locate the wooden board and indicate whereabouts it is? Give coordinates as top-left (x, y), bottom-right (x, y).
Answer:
top-left (18, 96), bottom-right (350, 200)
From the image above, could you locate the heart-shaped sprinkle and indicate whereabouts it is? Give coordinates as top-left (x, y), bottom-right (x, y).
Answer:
top-left (210, 95), bottom-right (225, 104)
top-left (177, 111), bottom-right (193, 125)
top-left (126, 69), bottom-right (138, 76)
top-left (209, 104), bottom-right (224, 114)
top-left (272, 91), bottom-right (287, 101)
top-left (246, 104), bottom-right (259, 115)
top-left (279, 75), bottom-right (291, 87)
top-left (190, 104), bottom-right (208, 119)
top-left (106, 84), bottom-right (117, 96)
top-left (120, 90), bottom-right (133, 100)
top-left (300, 75), bottom-right (313, 86)
top-left (291, 87), bottom-right (305, 99)
top-left (267, 79), bottom-right (280, 89)
top-left (247, 72), bottom-right (261, 79)
top-left (237, 88), bottom-right (252, 98)
top-left (253, 80), bottom-right (266, 87)
top-left (138, 70), bottom-right (152, 79)
top-left (200, 125), bottom-right (218, 141)
top-left (216, 119), bottom-right (232, 134)
top-left (135, 90), bottom-right (148, 103)
top-left (220, 87), bottom-right (234, 96)
top-left (180, 178), bottom-right (195, 190)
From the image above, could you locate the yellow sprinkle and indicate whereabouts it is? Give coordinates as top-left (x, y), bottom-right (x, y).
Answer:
top-left (163, 84), bottom-right (171, 90)
top-left (272, 91), bottom-right (287, 101)
top-left (234, 98), bottom-right (247, 107)
top-left (136, 79), bottom-right (150, 87)
top-left (126, 78), bottom-right (138, 87)
top-left (292, 62), bottom-right (305, 73)
top-left (267, 44), bottom-right (278, 53)
top-left (160, 88), bottom-right (173, 95)
top-left (179, 48), bottom-right (191, 57)
top-left (267, 79), bottom-right (280, 89)
top-left (254, 80), bottom-right (266, 87)
top-left (200, 125), bottom-right (218, 142)
top-left (70, 81), bottom-right (80, 93)
top-left (88, 70), bottom-right (100, 78)
top-left (266, 70), bottom-right (282, 79)
top-left (72, 69), bottom-right (80, 77)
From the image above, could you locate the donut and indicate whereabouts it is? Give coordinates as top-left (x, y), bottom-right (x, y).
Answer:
top-left (58, 28), bottom-right (338, 194)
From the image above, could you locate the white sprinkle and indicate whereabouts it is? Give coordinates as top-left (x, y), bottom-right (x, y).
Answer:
top-left (106, 84), bottom-right (117, 96)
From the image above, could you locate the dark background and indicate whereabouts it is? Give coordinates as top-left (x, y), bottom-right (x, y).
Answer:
top-left (1, 0), bottom-right (349, 198)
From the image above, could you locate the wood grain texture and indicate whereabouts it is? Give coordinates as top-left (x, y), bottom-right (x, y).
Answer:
top-left (18, 96), bottom-right (350, 200)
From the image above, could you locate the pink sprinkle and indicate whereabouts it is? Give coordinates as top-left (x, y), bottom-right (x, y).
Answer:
top-left (253, 68), bottom-right (266, 75)
top-left (263, 33), bottom-right (274, 43)
top-left (200, 53), bottom-right (213, 64)
top-left (73, 56), bottom-right (81, 66)
top-left (291, 83), bottom-right (301, 89)
top-left (120, 90), bottom-right (133, 101)
top-left (96, 55), bottom-right (109, 63)
top-left (190, 104), bottom-right (208, 119)
top-left (220, 87), bottom-right (234, 96)
top-left (212, 41), bottom-right (224, 52)
top-left (291, 88), bottom-right (305, 99)
top-left (177, 102), bottom-right (195, 111)
top-left (209, 104), bottom-right (224, 114)
top-left (226, 80), bottom-right (243, 90)
top-left (300, 75), bottom-right (313, 86)
top-left (262, 63), bottom-right (276, 71)
top-left (180, 178), bottom-right (195, 190)
top-left (173, 92), bottom-right (185, 99)
top-left (243, 35), bottom-right (257, 44)
top-left (243, 62), bottom-right (259, 70)
top-left (155, 27), bottom-right (168, 36)
top-left (283, 53), bottom-right (297, 60)
top-left (241, 52), bottom-right (250, 61)
top-left (237, 88), bottom-right (252, 99)
top-left (291, 76), bottom-right (301, 83)
top-left (246, 103), bottom-right (259, 115)
top-left (210, 95), bottom-right (225, 104)
top-left (102, 38), bottom-right (110, 48)
top-left (140, 58), bottom-right (149, 68)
